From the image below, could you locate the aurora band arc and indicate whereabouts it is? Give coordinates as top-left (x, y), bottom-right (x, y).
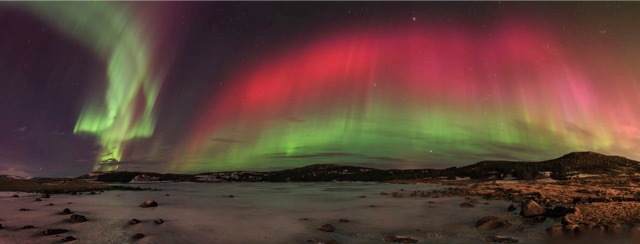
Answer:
top-left (180, 23), bottom-right (640, 172)
top-left (13, 2), bottom-right (161, 171)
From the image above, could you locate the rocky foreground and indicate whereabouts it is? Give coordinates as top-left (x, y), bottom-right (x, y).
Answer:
top-left (387, 176), bottom-right (640, 242)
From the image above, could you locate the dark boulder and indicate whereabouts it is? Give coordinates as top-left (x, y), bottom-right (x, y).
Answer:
top-left (129, 219), bottom-right (141, 225)
top-left (475, 216), bottom-right (510, 231)
top-left (43, 194), bottom-right (50, 198)
top-left (467, 198), bottom-right (480, 205)
top-left (155, 219), bottom-right (164, 224)
top-left (22, 225), bottom-right (35, 229)
top-left (69, 214), bottom-right (87, 223)
top-left (62, 208), bottom-right (73, 215)
top-left (11, 194), bottom-right (19, 198)
top-left (46, 203), bottom-right (54, 206)
top-left (34, 198), bottom-right (42, 202)
top-left (507, 204), bottom-right (517, 212)
top-left (44, 228), bottom-right (69, 235)
top-left (383, 235), bottom-right (418, 243)
top-left (338, 218), bottom-right (350, 223)
top-left (483, 236), bottom-right (519, 243)
top-left (573, 197), bottom-right (589, 205)
top-left (140, 200), bottom-right (158, 208)
top-left (319, 224), bottom-right (335, 232)
top-left (19, 208), bottom-right (30, 211)
top-left (133, 233), bottom-right (145, 239)
top-left (459, 202), bottom-right (475, 208)
top-left (530, 216), bottom-right (546, 223)
top-left (62, 236), bottom-right (77, 242)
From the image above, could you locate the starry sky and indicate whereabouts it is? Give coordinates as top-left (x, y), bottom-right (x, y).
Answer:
top-left (2, 2), bottom-right (640, 177)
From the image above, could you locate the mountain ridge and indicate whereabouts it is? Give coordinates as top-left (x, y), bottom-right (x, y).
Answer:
top-left (72, 151), bottom-right (640, 183)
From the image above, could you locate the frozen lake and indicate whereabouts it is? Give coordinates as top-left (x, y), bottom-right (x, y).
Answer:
top-left (0, 182), bottom-right (548, 243)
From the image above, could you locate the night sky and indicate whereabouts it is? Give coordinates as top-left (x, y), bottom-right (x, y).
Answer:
top-left (2, 2), bottom-right (640, 177)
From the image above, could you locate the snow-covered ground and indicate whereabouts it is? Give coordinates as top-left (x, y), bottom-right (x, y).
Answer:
top-left (0, 182), bottom-right (548, 243)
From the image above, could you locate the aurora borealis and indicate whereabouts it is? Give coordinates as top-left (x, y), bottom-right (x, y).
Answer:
top-left (2, 2), bottom-right (640, 176)
top-left (14, 2), bottom-right (166, 172)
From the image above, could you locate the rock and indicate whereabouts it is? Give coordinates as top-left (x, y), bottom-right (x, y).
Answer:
top-left (563, 224), bottom-right (579, 235)
top-left (606, 224), bottom-right (624, 235)
top-left (545, 225), bottom-right (564, 237)
top-left (22, 225), bottom-right (35, 229)
top-left (43, 194), bottom-right (50, 198)
top-left (573, 197), bottom-right (589, 204)
top-left (507, 204), bottom-right (516, 212)
top-left (325, 239), bottom-right (338, 244)
top-left (319, 224), bottom-right (335, 232)
top-left (533, 215), bottom-right (547, 223)
top-left (155, 219), bottom-right (164, 224)
top-left (358, 195), bottom-right (367, 198)
top-left (520, 200), bottom-right (545, 217)
top-left (428, 201), bottom-right (435, 204)
top-left (487, 194), bottom-right (502, 200)
top-left (89, 191), bottom-right (96, 195)
top-left (0, 224), bottom-right (3, 229)
top-left (380, 192), bottom-right (389, 195)
top-left (62, 208), bottom-right (73, 215)
top-left (62, 236), bottom-right (77, 242)
top-left (140, 200), bottom-right (158, 208)
top-left (383, 235), bottom-right (418, 243)
top-left (129, 219), bottom-right (141, 225)
top-left (165, 194), bottom-right (170, 196)
top-left (459, 202), bottom-right (475, 208)
top-left (338, 218), bottom-right (350, 223)
top-left (46, 203), bottom-right (54, 206)
top-left (133, 233), bottom-right (145, 239)
top-left (69, 214), bottom-right (87, 223)
top-left (476, 216), bottom-right (510, 231)
top-left (11, 194), bottom-right (19, 198)
top-left (392, 192), bottom-right (403, 198)
top-left (34, 198), bottom-right (42, 202)
top-left (483, 236), bottom-right (519, 243)
top-left (44, 228), bottom-right (69, 235)
top-left (19, 208), bottom-right (30, 211)
top-left (468, 198), bottom-right (480, 205)
top-left (227, 195), bottom-right (235, 198)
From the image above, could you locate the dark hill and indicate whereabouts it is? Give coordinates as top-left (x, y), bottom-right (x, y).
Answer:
top-left (457, 151), bottom-right (640, 179)
top-left (81, 151), bottom-right (640, 183)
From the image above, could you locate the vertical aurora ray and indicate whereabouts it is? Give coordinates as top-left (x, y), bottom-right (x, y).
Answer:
top-left (178, 22), bottom-right (640, 172)
top-left (11, 2), bottom-right (162, 171)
